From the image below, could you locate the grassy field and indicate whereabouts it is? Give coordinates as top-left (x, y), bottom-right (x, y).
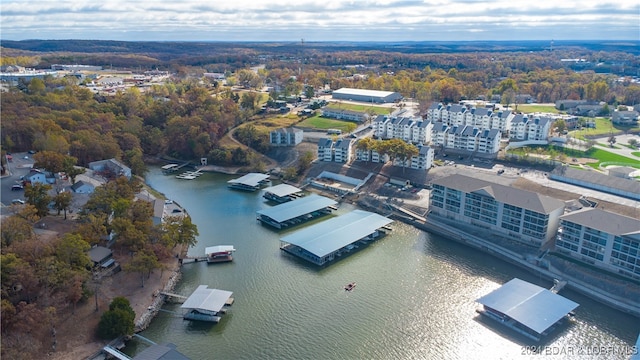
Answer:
top-left (238, 114), bottom-right (300, 133)
top-left (298, 115), bottom-right (355, 132)
top-left (517, 104), bottom-right (560, 114)
top-left (325, 102), bottom-right (391, 115)
top-left (507, 144), bottom-right (640, 169)
top-left (570, 117), bottom-right (616, 138)
top-left (633, 151), bottom-right (640, 157)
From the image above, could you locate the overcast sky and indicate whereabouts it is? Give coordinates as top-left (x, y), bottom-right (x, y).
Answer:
top-left (1, 0), bottom-right (638, 42)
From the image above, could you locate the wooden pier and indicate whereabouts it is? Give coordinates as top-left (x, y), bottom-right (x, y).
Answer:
top-left (159, 291), bottom-right (187, 303)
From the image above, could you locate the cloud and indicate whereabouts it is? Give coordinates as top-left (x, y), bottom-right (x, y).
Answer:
top-left (1, 0), bottom-right (638, 41)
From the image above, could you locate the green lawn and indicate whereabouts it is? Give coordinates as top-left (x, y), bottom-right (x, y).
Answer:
top-left (584, 148), bottom-right (640, 169)
top-left (517, 104), bottom-right (560, 114)
top-left (570, 117), bottom-right (617, 138)
top-left (325, 102), bottom-right (391, 115)
top-left (507, 144), bottom-right (640, 169)
top-left (633, 151), bottom-right (640, 157)
top-left (298, 115), bottom-right (355, 132)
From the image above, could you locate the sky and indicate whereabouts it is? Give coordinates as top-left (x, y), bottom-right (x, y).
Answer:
top-left (1, 0), bottom-right (639, 42)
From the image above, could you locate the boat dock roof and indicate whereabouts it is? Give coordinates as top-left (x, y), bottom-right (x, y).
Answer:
top-left (181, 285), bottom-right (233, 314)
top-left (280, 210), bottom-right (393, 258)
top-left (257, 194), bottom-right (337, 223)
top-left (228, 173), bottom-right (270, 188)
top-left (476, 278), bottom-right (579, 335)
top-left (262, 183), bottom-right (302, 197)
top-left (205, 245), bottom-right (236, 255)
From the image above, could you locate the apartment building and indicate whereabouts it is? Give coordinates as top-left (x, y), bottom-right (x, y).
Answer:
top-left (556, 208), bottom-right (640, 280)
top-left (317, 138), bottom-right (334, 162)
top-left (269, 127), bottom-right (303, 146)
top-left (430, 174), bottom-right (565, 247)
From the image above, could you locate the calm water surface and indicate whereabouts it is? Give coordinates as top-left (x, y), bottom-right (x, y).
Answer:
top-left (124, 168), bottom-right (639, 359)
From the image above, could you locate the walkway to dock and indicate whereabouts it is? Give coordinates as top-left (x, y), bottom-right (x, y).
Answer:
top-left (179, 255), bottom-right (208, 264)
top-left (159, 292), bottom-right (187, 303)
top-left (550, 279), bottom-right (568, 294)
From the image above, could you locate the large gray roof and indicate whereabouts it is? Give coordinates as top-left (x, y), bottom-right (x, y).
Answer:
top-left (262, 183), bottom-right (302, 197)
top-left (133, 343), bottom-right (190, 360)
top-left (280, 210), bottom-right (393, 257)
top-left (432, 174), bottom-right (565, 214)
top-left (227, 173), bottom-right (270, 187)
top-left (477, 278), bottom-right (579, 334)
top-left (257, 194), bottom-right (337, 222)
top-left (550, 166), bottom-right (640, 195)
top-left (181, 285), bottom-right (232, 313)
top-left (560, 208), bottom-right (640, 236)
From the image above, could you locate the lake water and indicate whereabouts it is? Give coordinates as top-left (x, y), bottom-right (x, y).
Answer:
top-left (124, 168), bottom-right (639, 359)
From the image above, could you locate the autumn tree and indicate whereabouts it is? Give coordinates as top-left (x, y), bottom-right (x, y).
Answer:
top-left (23, 183), bottom-right (52, 217)
top-left (52, 191), bottom-right (72, 219)
top-left (124, 248), bottom-right (160, 288)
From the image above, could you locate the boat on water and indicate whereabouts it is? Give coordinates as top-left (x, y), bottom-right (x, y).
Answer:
top-left (344, 282), bottom-right (356, 291)
top-left (205, 245), bottom-right (236, 264)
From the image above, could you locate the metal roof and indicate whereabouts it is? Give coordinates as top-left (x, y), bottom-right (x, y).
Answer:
top-left (280, 210), bottom-right (393, 257)
top-left (133, 343), bottom-right (191, 360)
top-left (205, 245), bottom-right (236, 255)
top-left (257, 194), bottom-right (337, 222)
top-left (227, 173), bottom-right (270, 187)
top-left (333, 87), bottom-right (397, 98)
top-left (181, 285), bottom-right (233, 313)
top-left (476, 278), bottom-right (579, 334)
top-left (262, 183), bottom-right (302, 197)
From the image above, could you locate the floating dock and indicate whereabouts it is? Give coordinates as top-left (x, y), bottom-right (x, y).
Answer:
top-left (279, 210), bottom-right (393, 266)
top-left (181, 285), bottom-right (234, 323)
top-left (228, 173), bottom-right (271, 191)
top-left (476, 278), bottom-right (579, 341)
top-left (256, 194), bottom-right (337, 229)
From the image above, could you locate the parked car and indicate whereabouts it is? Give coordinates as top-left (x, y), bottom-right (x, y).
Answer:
top-left (11, 184), bottom-right (23, 191)
top-left (11, 199), bottom-right (25, 205)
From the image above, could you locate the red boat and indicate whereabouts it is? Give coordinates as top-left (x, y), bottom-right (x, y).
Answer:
top-left (344, 282), bottom-right (356, 291)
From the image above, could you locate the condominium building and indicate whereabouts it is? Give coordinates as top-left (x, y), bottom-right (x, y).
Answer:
top-left (317, 138), bottom-right (334, 162)
top-left (430, 174), bottom-right (565, 247)
top-left (556, 208), bottom-right (640, 280)
top-left (270, 127), bottom-right (303, 146)
top-left (333, 139), bottom-right (353, 163)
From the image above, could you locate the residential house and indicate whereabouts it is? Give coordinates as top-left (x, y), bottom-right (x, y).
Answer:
top-left (70, 180), bottom-right (95, 194)
top-left (88, 158), bottom-right (132, 179)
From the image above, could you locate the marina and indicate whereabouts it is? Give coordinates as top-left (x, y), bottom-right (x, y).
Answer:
top-left (205, 245), bottom-right (235, 263)
top-left (256, 194), bottom-right (337, 229)
top-left (127, 169), bottom-right (640, 360)
top-left (227, 172), bottom-right (271, 191)
top-left (262, 183), bottom-right (304, 203)
top-left (175, 169), bottom-right (203, 180)
top-left (279, 210), bottom-right (393, 266)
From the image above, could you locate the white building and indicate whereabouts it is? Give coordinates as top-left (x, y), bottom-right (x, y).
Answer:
top-left (477, 129), bottom-right (502, 154)
top-left (321, 107), bottom-right (370, 123)
top-left (317, 138), bottom-right (334, 162)
top-left (333, 139), bottom-right (353, 163)
top-left (430, 174), bottom-right (565, 247)
top-left (331, 88), bottom-right (402, 103)
top-left (556, 208), bottom-right (640, 280)
top-left (270, 128), bottom-right (303, 146)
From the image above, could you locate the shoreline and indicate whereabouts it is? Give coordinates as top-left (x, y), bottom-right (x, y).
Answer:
top-left (125, 166), bottom-right (638, 356)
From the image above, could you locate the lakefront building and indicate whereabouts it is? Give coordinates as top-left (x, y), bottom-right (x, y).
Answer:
top-left (270, 127), bottom-right (303, 146)
top-left (429, 174), bottom-right (565, 247)
top-left (555, 208), bottom-right (640, 280)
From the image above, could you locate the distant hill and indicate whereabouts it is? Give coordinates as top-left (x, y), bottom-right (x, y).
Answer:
top-left (2, 39), bottom-right (639, 57)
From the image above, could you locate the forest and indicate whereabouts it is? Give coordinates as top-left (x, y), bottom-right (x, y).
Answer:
top-left (1, 40), bottom-right (639, 359)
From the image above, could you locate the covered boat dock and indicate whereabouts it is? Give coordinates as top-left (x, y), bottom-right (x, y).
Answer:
top-left (262, 183), bottom-right (303, 203)
top-left (180, 285), bottom-right (234, 323)
top-left (205, 245), bottom-right (235, 263)
top-left (476, 278), bottom-right (579, 341)
top-left (228, 173), bottom-right (271, 191)
top-left (256, 194), bottom-right (337, 229)
top-left (279, 210), bottom-right (393, 266)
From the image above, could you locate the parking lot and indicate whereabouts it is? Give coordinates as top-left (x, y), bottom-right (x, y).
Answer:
top-left (1, 152), bottom-right (35, 210)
